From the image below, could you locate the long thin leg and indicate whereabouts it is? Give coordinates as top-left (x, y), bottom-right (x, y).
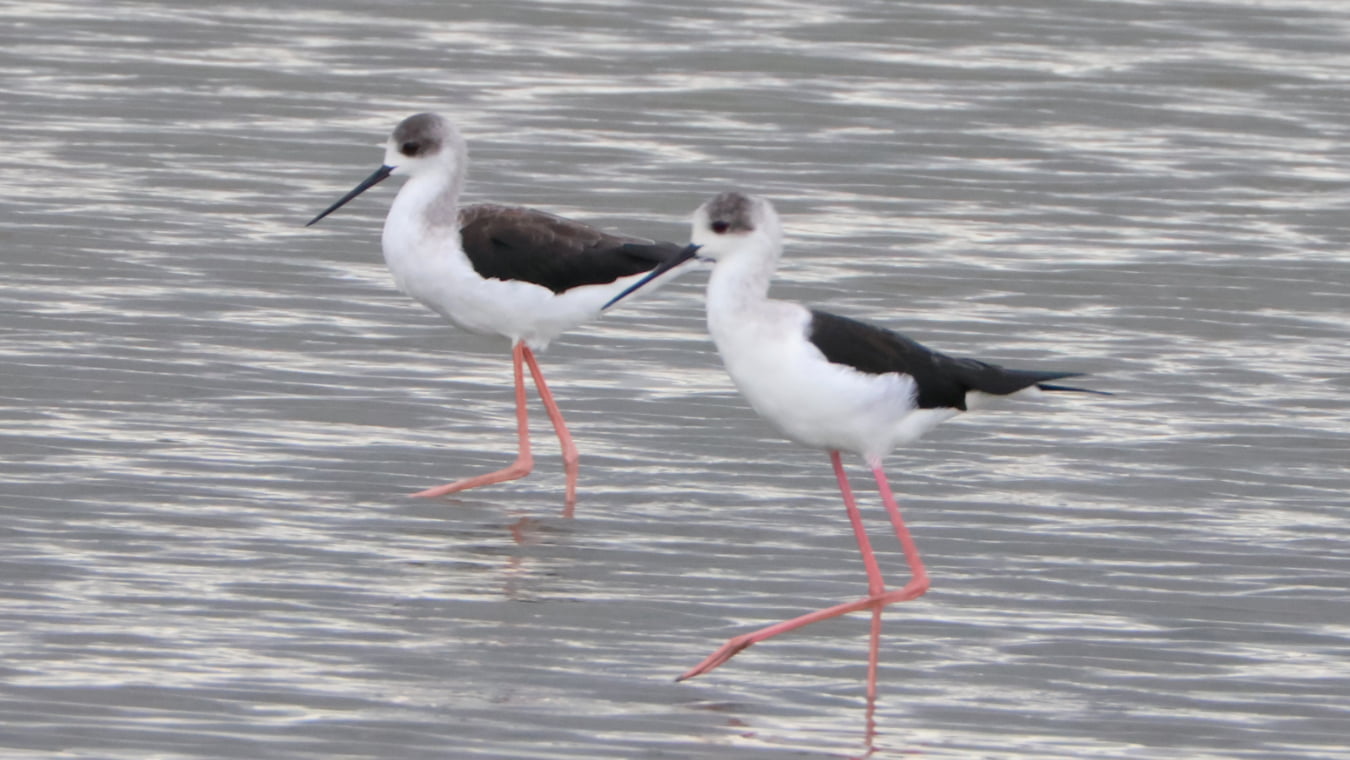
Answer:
top-left (869, 458), bottom-right (929, 590)
top-left (411, 342), bottom-right (533, 499)
top-left (677, 451), bottom-right (930, 681)
top-left (521, 345), bottom-right (579, 517)
top-left (835, 452), bottom-right (886, 598)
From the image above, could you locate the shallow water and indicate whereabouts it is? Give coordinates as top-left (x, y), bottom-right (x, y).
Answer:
top-left (2, 1), bottom-right (1348, 758)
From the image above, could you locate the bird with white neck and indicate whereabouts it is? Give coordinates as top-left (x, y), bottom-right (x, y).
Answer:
top-left (605, 190), bottom-right (1105, 691)
top-left (309, 113), bottom-right (686, 513)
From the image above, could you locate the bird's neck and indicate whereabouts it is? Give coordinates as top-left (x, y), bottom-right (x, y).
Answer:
top-left (380, 169), bottom-right (469, 305)
top-left (706, 246), bottom-right (777, 322)
top-left (384, 168), bottom-right (463, 253)
top-left (388, 167), bottom-right (463, 235)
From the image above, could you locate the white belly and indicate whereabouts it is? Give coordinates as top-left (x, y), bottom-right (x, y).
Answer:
top-left (382, 218), bottom-right (642, 350)
top-left (711, 302), bottom-right (957, 460)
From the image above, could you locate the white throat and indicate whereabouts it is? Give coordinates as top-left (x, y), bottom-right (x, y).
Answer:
top-left (705, 235), bottom-right (780, 320)
top-left (380, 168), bottom-right (467, 310)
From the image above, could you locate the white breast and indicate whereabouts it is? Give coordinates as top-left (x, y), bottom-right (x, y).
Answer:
top-left (379, 179), bottom-right (625, 350)
top-left (709, 300), bottom-right (958, 459)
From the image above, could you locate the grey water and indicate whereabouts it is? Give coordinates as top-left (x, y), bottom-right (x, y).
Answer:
top-left (2, 1), bottom-right (1348, 758)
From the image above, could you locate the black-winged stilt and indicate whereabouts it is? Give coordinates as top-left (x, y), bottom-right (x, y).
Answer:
top-left (605, 191), bottom-right (1105, 693)
top-left (307, 113), bottom-right (684, 514)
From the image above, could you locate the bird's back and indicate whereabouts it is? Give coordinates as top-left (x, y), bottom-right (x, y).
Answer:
top-left (459, 204), bottom-right (682, 294)
top-left (807, 310), bottom-right (1093, 411)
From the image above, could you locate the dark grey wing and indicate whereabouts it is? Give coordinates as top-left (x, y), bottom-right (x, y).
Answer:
top-left (807, 310), bottom-right (1090, 410)
top-left (459, 204), bottom-right (682, 294)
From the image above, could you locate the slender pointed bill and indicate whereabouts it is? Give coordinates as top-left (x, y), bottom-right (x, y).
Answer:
top-left (602, 243), bottom-right (701, 310)
top-left (306, 165), bottom-right (394, 226)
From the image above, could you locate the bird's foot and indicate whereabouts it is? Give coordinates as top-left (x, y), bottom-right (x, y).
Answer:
top-left (675, 581), bottom-right (931, 682)
top-left (410, 457), bottom-right (532, 499)
top-left (676, 633), bottom-right (756, 681)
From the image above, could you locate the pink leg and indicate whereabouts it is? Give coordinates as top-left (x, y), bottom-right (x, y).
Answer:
top-left (869, 457), bottom-right (929, 591)
top-left (678, 451), bottom-right (930, 681)
top-left (411, 342), bottom-right (533, 499)
top-left (863, 604), bottom-right (882, 755)
top-left (521, 346), bottom-right (579, 517)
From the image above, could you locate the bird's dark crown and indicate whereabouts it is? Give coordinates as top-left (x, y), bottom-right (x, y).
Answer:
top-left (393, 113), bottom-right (447, 159)
top-left (705, 191), bottom-right (757, 234)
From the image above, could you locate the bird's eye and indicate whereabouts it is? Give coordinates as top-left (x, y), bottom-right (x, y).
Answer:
top-left (401, 141), bottom-right (420, 156)
top-left (711, 220), bottom-right (730, 234)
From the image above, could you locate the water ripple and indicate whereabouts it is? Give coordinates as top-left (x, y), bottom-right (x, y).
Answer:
top-left (2, 0), bottom-right (1349, 758)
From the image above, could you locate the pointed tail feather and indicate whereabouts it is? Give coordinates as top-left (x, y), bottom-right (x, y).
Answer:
top-left (985, 368), bottom-right (1111, 397)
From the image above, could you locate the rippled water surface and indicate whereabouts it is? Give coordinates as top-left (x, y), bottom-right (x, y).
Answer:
top-left (3, 1), bottom-right (1348, 758)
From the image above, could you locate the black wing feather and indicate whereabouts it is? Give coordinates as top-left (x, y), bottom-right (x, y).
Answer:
top-left (459, 204), bottom-right (682, 294)
top-left (807, 310), bottom-right (1089, 410)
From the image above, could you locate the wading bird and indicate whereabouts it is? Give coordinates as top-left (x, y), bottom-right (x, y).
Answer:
top-left (308, 113), bottom-right (684, 514)
top-left (605, 191), bottom-right (1105, 693)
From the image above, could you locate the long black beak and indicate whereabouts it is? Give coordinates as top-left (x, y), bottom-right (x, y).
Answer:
top-left (603, 243), bottom-right (702, 311)
top-left (306, 164), bottom-right (394, 226)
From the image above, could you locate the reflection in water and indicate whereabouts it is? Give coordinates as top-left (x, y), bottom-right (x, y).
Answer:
top-left (500, 515), bottom-right (552, 602)
top-left (862, 606), bottom-right (881, 758)
top-left (3, 0), bottom-right (1350, 758)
